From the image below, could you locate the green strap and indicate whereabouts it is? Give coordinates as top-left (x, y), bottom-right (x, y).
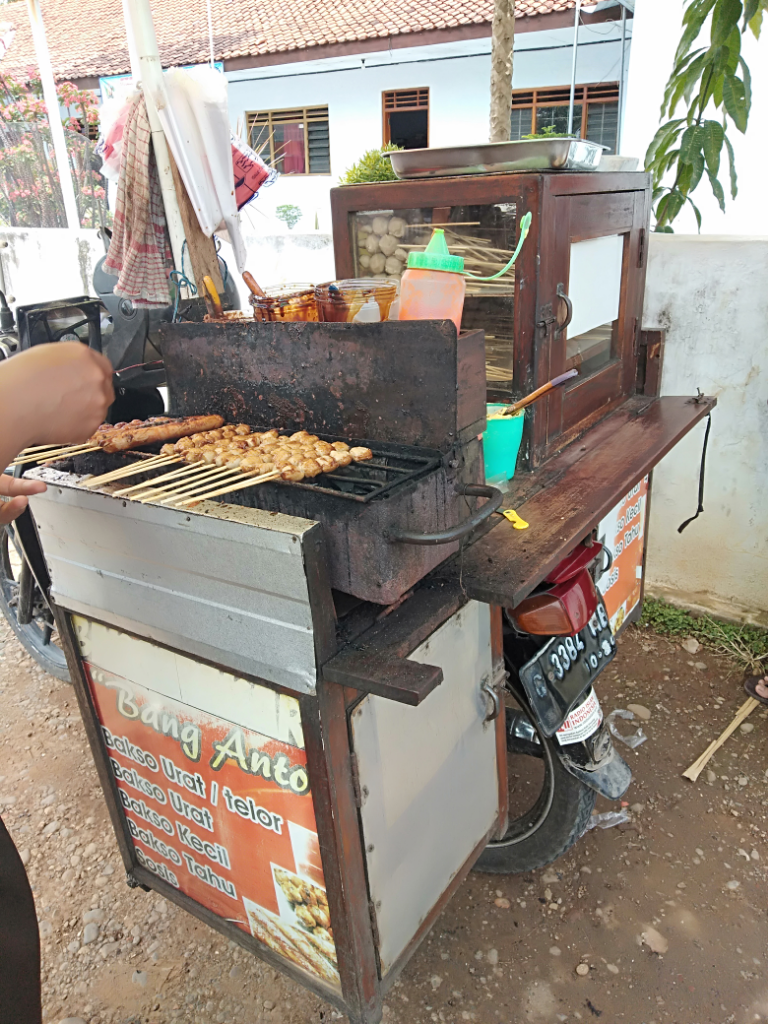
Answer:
top-left (463, 211), bottom-right (532, 281)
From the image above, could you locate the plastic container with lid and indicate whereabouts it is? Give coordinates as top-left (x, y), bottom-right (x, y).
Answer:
top-left (398, 229), bottom-right (466, 332)
top-left (251, 283), bottom-right (318, 322)
top-left (315, 280), bottom-right (397, 323)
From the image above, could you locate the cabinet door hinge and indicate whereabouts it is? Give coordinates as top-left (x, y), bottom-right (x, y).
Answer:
top-left (368, 899), bottom-right (381, 949)
top-left (350, 752), bottom-right (362, 807)
top-left (637, 228), bottom-right (646, 269)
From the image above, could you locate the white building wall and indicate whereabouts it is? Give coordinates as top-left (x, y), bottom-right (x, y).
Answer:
top-left (226, 23), bottom-right (632, 244)
top-left (623, 0), bottom-right (768, 235)
top-left (642, 234), bottom-right (768, 625)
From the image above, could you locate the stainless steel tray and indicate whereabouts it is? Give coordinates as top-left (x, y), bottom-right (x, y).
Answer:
top-left (388, 138), bottom-right (605, 179)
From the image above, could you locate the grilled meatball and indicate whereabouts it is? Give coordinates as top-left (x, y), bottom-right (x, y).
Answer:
top-left (299, 459), bottom-right (322, 478)
top-left (350, 447), bottom-right (373, 461)
top-left (331, 450), bottom-right (353, 467)
top-left (280, 466), bottom-right (304, 481)
top-left (331, 441), bottom-right (350, 452)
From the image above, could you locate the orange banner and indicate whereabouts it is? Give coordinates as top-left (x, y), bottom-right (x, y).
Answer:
top-left (79, 622), bottom-right (340, 989)
top-left (597, 475), bottom-right (649, 633)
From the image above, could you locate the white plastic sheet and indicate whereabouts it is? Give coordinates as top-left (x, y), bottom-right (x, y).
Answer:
top-left (153, 66), bottom-right (247, 272)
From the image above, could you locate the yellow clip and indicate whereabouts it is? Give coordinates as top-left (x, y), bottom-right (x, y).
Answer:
top-left (502, 509), bottom-right (529, 530)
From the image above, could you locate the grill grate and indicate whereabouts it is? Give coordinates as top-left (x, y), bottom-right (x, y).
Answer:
top-left (260, 438), bottom-right (441, 504)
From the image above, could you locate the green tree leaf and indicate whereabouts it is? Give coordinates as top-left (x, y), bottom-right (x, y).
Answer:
top-left (748, 8), bottom-right (764, 37)
top-left (687, 196), bottom-right (703, 232)
top-left (712, 0), bottom-right (743, 46)
top-left (743, 0), bottom-right (761, 23)
top-left (723, 74), bottom-right (748, 129)
top-left (724, 133), bottom-right (739, 197)
top-left (701, 119), bottom-right (725, 172)
top-left (676, 0), bottom-right (718, 62)
top-left (739, 56), bottom-right (752, 114)
top-left (707, 169), bottom-right (727, 211)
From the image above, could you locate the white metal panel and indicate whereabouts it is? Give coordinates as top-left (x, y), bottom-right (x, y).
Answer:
top-left (73, 615), bottom-right (305, 748)
top-left (29, 480), bottom-right (322, 694)
top-left (350, 601), bottom-right (497, 973)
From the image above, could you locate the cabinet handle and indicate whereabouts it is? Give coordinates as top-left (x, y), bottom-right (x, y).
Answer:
top-left (481, 678), bottom-right (501, 723)
top-left (555, 284), bottom-right (573, 338)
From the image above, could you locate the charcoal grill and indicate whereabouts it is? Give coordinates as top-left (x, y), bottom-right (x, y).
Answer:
top-left (28, 319), bottom-right (495, 605)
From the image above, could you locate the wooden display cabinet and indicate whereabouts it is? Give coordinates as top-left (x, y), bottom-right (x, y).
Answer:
top-left (330, 171), bottom-right (650, 469)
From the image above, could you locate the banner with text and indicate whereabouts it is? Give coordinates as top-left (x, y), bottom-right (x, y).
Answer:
top-left (73, 615), bottom-right (339, 989)
top-left (597, 476), bottom-right (649, 633)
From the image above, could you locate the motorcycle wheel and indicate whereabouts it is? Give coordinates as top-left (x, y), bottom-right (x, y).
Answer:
top-left (0, 526), bottom-right (70, 682)
top-left (475, 696), bottom-right (595, 874)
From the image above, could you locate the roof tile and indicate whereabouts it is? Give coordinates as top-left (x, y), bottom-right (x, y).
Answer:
top-left (0, 0), bottom-right (577, 82)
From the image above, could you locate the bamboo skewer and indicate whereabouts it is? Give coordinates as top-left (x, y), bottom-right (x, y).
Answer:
top-left (82, 455), bottom-right (180, 488)
top-left (174, 469), bottom-right (281, 507)
top-left (147, 465), bottom-right (245, 504)
top-left (682, 697), bottom-right (759, 782)
top-left (12, 444), bottom-right (101, 466)
top-left (113, 461), bottom-right (214, 497)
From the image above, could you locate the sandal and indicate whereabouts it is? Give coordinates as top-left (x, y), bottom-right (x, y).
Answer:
top-left (744, 675), bottom-right (768, 706)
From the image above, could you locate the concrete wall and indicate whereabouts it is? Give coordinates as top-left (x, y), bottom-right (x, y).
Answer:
top-left (0, 228), bottom-right (105, 310)
top-left (643, 234), bottom-right (768, 625)
top-left (623, 0), bottom-right (768, 235)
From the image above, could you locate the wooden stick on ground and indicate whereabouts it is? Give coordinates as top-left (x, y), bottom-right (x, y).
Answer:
top-left (682, 697), bottom-right (759, 782)
top-left (173, 469), bottom-right (280, 507)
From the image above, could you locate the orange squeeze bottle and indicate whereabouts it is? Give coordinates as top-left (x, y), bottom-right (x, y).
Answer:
top-left (398, 228), bottom-right (466, 332)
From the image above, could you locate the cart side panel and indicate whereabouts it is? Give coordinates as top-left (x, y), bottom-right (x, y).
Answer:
top-left (29, 482), bottom-right (331, 694)
top-left (67, 614), bottom-right (344, 992)
top-left (350, 601), bottom-right (498, 974)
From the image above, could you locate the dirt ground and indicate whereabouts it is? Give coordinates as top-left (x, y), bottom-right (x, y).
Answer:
top-left (1, 616), bottom-right (767, 1024)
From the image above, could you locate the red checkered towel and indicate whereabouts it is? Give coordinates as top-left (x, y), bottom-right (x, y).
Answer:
top-left (104, 94), bottom-right (172, 308)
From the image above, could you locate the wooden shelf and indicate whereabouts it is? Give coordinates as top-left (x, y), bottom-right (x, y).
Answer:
top-left (435, 395), bottom-right (716, 608)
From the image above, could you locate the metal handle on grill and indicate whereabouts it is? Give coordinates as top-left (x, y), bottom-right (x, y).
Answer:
top-left (385, 483), bottom-right (504, 546)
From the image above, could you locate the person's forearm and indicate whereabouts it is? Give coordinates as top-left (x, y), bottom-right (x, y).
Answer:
top-left (0, 358), bottom-right (39, 470)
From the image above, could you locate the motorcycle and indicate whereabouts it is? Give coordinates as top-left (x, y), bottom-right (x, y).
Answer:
top-left (477, 537), bottom-right (631, 872)
top-left (0, 250), bottom-right (238, 682)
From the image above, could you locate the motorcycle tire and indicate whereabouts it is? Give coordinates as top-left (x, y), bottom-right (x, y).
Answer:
top-left (475, 717), bottom-right (595, 875)
top-left (0, 527), bottom-right (70, 683)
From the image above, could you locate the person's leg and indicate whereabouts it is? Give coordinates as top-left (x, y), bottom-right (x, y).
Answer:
top-left (0, 814), bottom-right (41, 1024)
top-left (744, 675), bottom-right (768, 705)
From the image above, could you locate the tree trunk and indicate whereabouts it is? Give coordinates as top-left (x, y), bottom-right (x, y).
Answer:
top-left (489, 0), bottom-right (515, 143)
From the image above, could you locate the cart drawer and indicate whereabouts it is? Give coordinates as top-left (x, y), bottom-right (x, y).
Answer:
top-left (29, 482), bottom-right (334, 695)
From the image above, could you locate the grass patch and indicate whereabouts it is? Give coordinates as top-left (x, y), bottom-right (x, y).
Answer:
top-left (638, 597), bottom-right (768, 673)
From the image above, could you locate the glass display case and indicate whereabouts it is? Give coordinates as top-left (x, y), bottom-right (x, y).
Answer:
top-left (331, 172), bottom-right (650, 468)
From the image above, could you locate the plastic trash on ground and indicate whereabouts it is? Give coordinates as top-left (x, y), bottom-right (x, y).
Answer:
top-left (586, 809), bottom-right (631, 830)
top-left (607, 708), bottom-right (647, 749)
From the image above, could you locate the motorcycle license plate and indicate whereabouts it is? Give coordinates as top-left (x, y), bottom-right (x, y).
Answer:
top-left (519, 598), bottom-right (616, 738)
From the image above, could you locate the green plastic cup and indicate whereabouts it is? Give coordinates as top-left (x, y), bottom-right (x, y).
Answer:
top-left (483, 405), bottom-right (525, 485)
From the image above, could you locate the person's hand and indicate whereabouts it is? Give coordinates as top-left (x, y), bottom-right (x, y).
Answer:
top-left (0, 342), bottom-right (114, 450)
top-left (0, 474), bottom-right (46, 526)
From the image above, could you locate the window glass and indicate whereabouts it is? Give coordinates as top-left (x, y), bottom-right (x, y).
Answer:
top-left (247, 108), bottom-right (330, 175)
top-left (536, 104), bottom-right (582, 136)
top-left (349, 204), bottom-right (517, 396)
top-left (509, 108), bottom-right (533, 140)
top-left (585, 101), bottom-right (619, 154)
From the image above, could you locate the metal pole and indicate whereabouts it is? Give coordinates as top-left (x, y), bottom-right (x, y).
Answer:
top-left (567, 0), bottom-right (582, 136)
top-left (122, 0), bottom-right (188, 278)
top-left (617, 7), bottom-right (627, 152)
top-left (26, 0), bottom-right (80, 229)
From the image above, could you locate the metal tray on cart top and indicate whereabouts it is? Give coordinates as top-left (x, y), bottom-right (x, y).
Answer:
top-left (387, 138), bottom-right (605, 179)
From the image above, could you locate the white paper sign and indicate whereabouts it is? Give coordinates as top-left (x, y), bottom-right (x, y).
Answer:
top-left (567, 234), bottom-right (625, 340)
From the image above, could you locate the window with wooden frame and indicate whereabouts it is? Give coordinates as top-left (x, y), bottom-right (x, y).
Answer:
top-left (247, 106), bottom-right (331, 175)
top-left (510, 84), bottom-right (620, 153)
top-left (382, 89), bottom-right (429, 150)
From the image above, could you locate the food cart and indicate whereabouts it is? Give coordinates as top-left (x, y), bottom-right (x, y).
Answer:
top-left (18, 168), bottom-right (713, 1024)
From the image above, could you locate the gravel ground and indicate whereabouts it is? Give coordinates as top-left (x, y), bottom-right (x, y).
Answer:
top-left (1, 616), bottom-right (767, 1024)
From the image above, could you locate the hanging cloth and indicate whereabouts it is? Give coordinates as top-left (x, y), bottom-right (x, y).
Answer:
top-left (104, 93), bottom-right (172, 308)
